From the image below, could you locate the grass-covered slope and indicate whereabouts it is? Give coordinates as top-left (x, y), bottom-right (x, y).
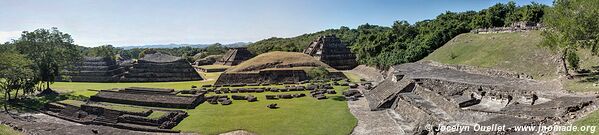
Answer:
top-left (227, 51), bottom-right (334, 72)
top-left (423, 31), bottom-right (560, 80)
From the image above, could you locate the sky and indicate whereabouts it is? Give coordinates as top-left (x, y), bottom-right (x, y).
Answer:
top-left (0, 0), bottom-right (553, 47)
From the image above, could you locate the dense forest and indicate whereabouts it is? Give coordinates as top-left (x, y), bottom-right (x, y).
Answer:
top-left (248, 2), bottom-right (548, 69)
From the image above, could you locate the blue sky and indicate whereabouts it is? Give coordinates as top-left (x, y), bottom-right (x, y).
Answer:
top-left (0, 0), bottom-right (553, 47)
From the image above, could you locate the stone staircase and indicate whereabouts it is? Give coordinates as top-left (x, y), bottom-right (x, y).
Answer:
top-left (399, 93), bottom-right (453, 122)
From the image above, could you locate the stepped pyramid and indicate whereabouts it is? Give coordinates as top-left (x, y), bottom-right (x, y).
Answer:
top-left (120, 52), bottom-right (203, 82)
top-left (303, 35), bottom-right (357, 70)
top-left (63, 57), bottom-right (126, 82)
top-left (215, 47), bottom-right (253, 66)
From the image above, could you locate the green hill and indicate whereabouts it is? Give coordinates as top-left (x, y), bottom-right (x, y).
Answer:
top-left (424, 31), bottom-right (560, 80)
top-left (424, 31), bottom-right (599, 92)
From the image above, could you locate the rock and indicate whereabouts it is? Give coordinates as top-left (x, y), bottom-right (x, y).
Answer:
top-left (269, 88), bottom-right (279, 92)
top-left (347, 96), bottom-right (358, 101)
top-left (314, 94), bottom-right (327, 100)
top-left (179, 90), bottom-right (197, 94)
top-left (220, 88), bottom-right (230, 93)
top-left (221, 99), bottom-right (232, 105)
top-left (232, 95), bottom-right (247, 100)
top-left (230, 89), bottom-right (239, 93)
top-left (255, 89), bottom-right (265, 93)
top-left (278, 94), bottom-right (293, 99)
top-left (279, 88), bottom-right (289, 92)
top-left (342, 90), bottom-right (362, 97)
top-left (247, 96), bottom-right (258, 102)
top-left (267, 103), bottom-right (278, 109)
top-left (265, 95), bottom-right (278, 100)
top-left (326, 90), bottom-right (337, 94)
top-left (217, 97), bottom-right (229, 102)
top-left (333, 82), bottom-right (340, 86)
top-left (292, 93), bottom-right (306, 98)
top-left (340, 83), bottom-right (349, 86)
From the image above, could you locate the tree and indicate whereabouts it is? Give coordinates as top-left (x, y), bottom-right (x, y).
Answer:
top-left (0, 51), bottom-right (34, 111)
top-left (13, 27), bottom-right (82, 89)
top-left (307, 67), bottom-right (330, 80)
top-left (541, 0), bottom-right (599, 78)
top-left (138, 48), bottom-right (158, 58)
top-left (86, 45), bottom-right (120, 59)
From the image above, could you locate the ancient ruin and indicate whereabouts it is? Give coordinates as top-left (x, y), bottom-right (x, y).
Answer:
top-left (90, 87), bottom-right (205, 109)
top-left (120, 52), bottom-right (203, 82)
top-left (363, 61), bottom-right (598, 134)
top-left (193, 54), bottom-right (223, 66)
top-left (215, 51), bottom-right (347, 85)
top-left (303, 35), bottom-right (358, 70)
top-left (215, 47), bottom-right (253, 66)
top-left (471, 21), bottom-right (544, 34)
top-left (62, 57), bottom-right (126, 82)
top-left (62, 53), bottom-right (203, 82)
top-left (44, 87), bottom-right (201, 132)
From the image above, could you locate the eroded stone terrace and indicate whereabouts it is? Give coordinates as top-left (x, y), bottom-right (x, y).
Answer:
top-left (364, 61), bottom-right (599, 134)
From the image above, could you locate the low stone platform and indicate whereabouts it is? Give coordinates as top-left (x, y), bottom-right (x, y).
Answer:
top-left (90, 87), bottom-right (204, 109)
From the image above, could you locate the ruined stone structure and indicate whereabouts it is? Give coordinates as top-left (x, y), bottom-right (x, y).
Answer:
top-left (194, 54), bottom-right (223, 66)
top-left (215, 47), bottom-right (253, 66)
top-left (62, 53), bottom-right (203, 82)
top-left (120, 52), bottom-right (203, 82)
top-left (364, 62), bottom-right (597, 134)
top-left (471, 21), bottom-right (544, 34)
top-left (215, 51), bottom-right (348, 85)
top-left (62, 57), bottom-right (126, 82)
top-left (44, 87), bottom-right (201, 132)
top-left (303, 35), bottom-right (357, 70)
top-left (90, 87), bottom-right (205, 109)
top-left (215, 70), bottom-right (347, 85)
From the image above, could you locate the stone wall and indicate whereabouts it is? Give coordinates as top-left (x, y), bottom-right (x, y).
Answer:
top-left (214, 70), bottom-right (347, 85)
top-left (61, 57), bottom-right (126, 82)
top-left (90, 90), bottom-right (204, 109)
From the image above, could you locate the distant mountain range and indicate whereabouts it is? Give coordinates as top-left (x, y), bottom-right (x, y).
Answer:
top-left (119, 42), bottom-right (250, 50)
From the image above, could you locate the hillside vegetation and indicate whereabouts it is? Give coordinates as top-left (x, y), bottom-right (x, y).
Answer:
top-left (247, 2), bottom-right (548, 69)
top-left (424, 31), bottom-right (560, 80)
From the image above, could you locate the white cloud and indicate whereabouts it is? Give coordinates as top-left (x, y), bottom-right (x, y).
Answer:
top-left (0, 31), bottom-right (22, 43)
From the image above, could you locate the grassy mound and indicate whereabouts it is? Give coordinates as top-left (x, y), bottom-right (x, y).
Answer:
top-left (423, 31), bottom-right (560, 80)
top-left (227, 51), bottom-right (333, 72)
top-left (423, 30), bottom-right (599, 91)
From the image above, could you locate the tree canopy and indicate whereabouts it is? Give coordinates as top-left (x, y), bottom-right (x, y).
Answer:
top-left (541, 0), bottom-right (599, 76)
top-left (13, 27), bottom-right (83, 89)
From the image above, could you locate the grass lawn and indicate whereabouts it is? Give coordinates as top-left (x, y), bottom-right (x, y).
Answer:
top-left (174, 86), bottom-right (357, 135)
top-left (49, 70), bottom-right (358, 135)
top-left (0, 124), bottom-right (22, 135)
top-left (563, 110), bottom-right (599, 135)
top-left (343, 72), bottom-right (362, 83)
top-left (148, 111), bottom-right (168, 119)
top-left (423, 31), bottom-right (559, 80)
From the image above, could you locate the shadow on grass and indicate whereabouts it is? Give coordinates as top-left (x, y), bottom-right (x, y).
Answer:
top-left (330, 96), bottom-right (347, 101)
top-left (1, 92), bottom-right (88, 113)
top-left (574, 71), bottom-right (599, 83)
